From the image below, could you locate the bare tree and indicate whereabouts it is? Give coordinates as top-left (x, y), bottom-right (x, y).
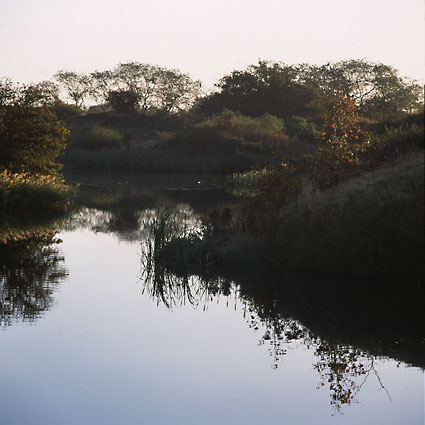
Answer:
top-left (90, 70), bottom-right (116, 103)
top-left (53, 70), bottom-right (92, 108)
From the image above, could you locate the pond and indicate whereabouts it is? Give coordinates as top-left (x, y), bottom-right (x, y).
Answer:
top-left (0, 173), bottom-right (423, 425)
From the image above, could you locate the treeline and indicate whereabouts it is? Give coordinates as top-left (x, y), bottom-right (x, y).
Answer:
top-left (1, 58), bottom-right (424, 175)
top-left (16, 62), bottom-right (202, 114)
top-left (196, 59), bottom-right (424, 124)
top-left (3, 58), bottom-right (423, 120)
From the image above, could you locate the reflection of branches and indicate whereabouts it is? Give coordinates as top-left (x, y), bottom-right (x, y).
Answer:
top-left (250, 310), bottom-right (310, 369)
top-left (0, 235), bottom-right (67, 327)
top-left (140, 205), bottom-right (395, 414)
top-left (314, 343), bottom-right (392, 414)
top-left (354, 357), bottom-right (392, 403)
top-left (142, 259), bottom-right (394, 414)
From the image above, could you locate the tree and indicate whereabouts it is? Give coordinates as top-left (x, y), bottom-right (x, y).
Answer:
top-left (297, 59), bottom-right (423, 120)
top-left (311, 96), bottom-right (369, 188)
top-left (0, 81), bottom-right (69, 174)
top-left (197, 61), bottom-right (330, 122)
top-left (113, 62), bottom-right (162, 110)
top-left (155, 68), bottom-right (201, 113)
top-left (113, 62), bottom-right (201, 113)
top-left (90, 70), bottom-right (116, 103)
top-left (53, 70), bottom-right (92, 108)
top-left (0, 78), bottom-right (15, 107)
top-left (32, 80), bottom-right (61, 105)
top-left (107, 90), bottom-right (139, 113)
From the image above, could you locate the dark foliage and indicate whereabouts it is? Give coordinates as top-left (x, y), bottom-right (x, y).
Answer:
top-left (107, 90), bottom-right (140, 113)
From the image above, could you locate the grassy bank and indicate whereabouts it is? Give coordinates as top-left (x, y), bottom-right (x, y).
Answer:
top-left (273, 152), bottom-right (424, 283)
top-left (62, 110), bottom-right (276, 173)
top-left (0, 171), bottom-right (74, 219)
top-left (149, 152), bottom-right (424, 285)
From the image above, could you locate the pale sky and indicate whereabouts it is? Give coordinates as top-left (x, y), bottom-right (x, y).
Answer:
top-left (0, 0), bottom-right (424, 89)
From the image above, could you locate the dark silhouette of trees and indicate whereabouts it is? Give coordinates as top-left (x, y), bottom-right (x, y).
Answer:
top-left (111, 62), bottom-right (201, 113)
top-left (296, 59), bottom-right (423, 120)
top-left (85, 62), bottom-right (202, 113)
top-left (107, 90), bottom-right (140, 113)
top-left (197, 61), bottom-right (330, 122)
top-left (90, 70), bottom-right (116, 103)
top-left (53, 70), bottom-right (92, 108)
top-left (196, 60), bottom-right (423, 123)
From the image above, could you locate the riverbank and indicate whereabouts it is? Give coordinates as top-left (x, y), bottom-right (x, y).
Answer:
top-left (149, 152), bottom-right (424, 285)
top-left (0, 171), bottom-right (74, 220)
top-left (61, 110), bottom-right (281, 173)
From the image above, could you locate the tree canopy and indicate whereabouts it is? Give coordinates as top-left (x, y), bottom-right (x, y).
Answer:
top-left (196, 60), bottom-right (423, 123)
top-left (0, 80), bottom-right (68, 174)
top-left (196, 61), bottom-right (331, 123)
top-left (296, 59), bottom-right (423, 120)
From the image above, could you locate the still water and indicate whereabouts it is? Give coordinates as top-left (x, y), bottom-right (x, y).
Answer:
top-left (0, 174), bottom-right (423, 425)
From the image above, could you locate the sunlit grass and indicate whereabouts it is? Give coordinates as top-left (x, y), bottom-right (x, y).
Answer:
top-left (0, 170), bottom-right (75, 217)
top-left (226, 168), bottom-right (271, 196)
top-left (0, 225), bottom-right (57, 245)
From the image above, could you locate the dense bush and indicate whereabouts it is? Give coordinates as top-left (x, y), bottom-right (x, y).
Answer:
top-left (368, 123), bottom-right (424, 162)
top-left (285, 116), bottom-right (317, 142)
top-left (196, 110), bottom-right (285, 146)
top-left (48, 101), bottom-right (83, 120)
top-left (107, 90), bottom-right (140, 113)
top-left (76, 126), bottom-right (125, 151)
top-left (0, 83), bottom-right (69, 175)
top-left (177, 110), bottom-right (286, 155)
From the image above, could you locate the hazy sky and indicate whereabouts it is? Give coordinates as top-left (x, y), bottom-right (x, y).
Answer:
top-left (1, 0), bottom-right (424, 88)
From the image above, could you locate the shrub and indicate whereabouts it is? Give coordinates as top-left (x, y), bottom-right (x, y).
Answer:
top-left (0, 84), bottom-right (69, 175)
top-left (368, 123), bottom-right (424, 162)
top-left (285, 115), bottom-right (317, 142)
top-left (311, 96), bottom-right (369, 189)
top-left (107, 90), bottom-right (139, 113)
top-left (195, 109), bottom-right (286, 147)
top-left (48, 101), bottom-right (83, 120)
top-left (77, 126), bottom-right (125, 151)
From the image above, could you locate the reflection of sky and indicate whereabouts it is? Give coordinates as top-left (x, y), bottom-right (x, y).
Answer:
top-left (0, 229), bottom-right (423, 424)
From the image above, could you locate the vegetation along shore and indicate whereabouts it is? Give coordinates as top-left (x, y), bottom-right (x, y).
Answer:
top-left (0, 58), bottom-right (423, 284)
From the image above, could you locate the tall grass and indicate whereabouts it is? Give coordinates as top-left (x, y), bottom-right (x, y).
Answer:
top-left (368, 123), bottom-right (424, 161)
top-left (74, 126), bottom-right (125, 151)
top-left (274, 153), bottom-right (424, 283)
top-left (0, 170), bottom-right (74, 217)
top-left (226, 168), bottom-right (271, 196)
top-left (149, 153), bottom-right (424, 284)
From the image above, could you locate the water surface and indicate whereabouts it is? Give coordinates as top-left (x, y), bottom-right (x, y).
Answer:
top-left (0, 175), bottom-right (423, 425)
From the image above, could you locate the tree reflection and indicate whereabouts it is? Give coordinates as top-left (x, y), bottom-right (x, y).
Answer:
top-left (0, 232), bottom-right (67, 327)
top-left (141, 252), bottom-right (395, 414)
top-left (315, 342), bottom-right (392, 414)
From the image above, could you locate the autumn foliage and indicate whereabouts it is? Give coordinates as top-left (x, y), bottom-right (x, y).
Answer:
top-left (311, 96), bottom-right (370, 188)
